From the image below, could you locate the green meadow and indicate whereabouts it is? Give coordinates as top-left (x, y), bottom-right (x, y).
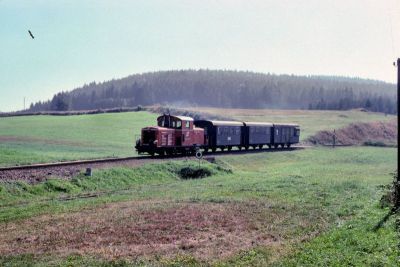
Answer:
top-left (0, 146), bottom-right (398, 266)
top-left (0, 109), bottom-right (398, 266)
top-left (0, 112), bottom-right (157, 166)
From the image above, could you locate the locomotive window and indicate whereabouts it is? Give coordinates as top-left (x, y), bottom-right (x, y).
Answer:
top-left (217, 127), bottom-right (221, 135)
top-left (176, 120), bottom-right (182, 128)
top-left (185, 121), bottom-right (190, 128)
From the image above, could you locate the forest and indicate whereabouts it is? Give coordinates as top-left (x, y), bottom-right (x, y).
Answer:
top-left (28, 70), bottom-right (397, 114)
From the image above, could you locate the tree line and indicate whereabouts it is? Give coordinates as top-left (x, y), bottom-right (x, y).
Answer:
top-left (28, 70), bottom-right (397, 114)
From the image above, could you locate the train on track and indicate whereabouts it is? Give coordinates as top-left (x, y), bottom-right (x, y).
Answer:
top-left (135, 114), bottom-right (300, 156)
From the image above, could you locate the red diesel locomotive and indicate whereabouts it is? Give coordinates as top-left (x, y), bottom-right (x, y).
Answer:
top-left (136, 114), bottom-right (205, 156)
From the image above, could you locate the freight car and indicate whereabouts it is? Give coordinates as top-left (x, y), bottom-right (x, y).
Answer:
top-left (135, 114), bottom-right (300, 155)
top-left (194, 120), bottom-right (243, 152)
top-left (243, 122), bottom-right (274, 149)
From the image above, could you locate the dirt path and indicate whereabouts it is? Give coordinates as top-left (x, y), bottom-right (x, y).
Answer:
top-left (0, 200), bottom-right (284, 261)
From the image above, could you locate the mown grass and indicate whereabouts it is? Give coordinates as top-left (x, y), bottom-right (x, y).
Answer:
top-left (0, 111), bottom-right (157, 166)
top-left (0, 146), bottom-right (397, 266)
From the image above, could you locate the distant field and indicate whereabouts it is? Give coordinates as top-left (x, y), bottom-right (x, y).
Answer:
top-left (0, 112), bottom-right (157, 167)
top-left (0, 147), bottom-right (397, 266)
top-left (0, 109), bottom-right (394, 167)
top-left (184, 107), bottom-right (395, 140)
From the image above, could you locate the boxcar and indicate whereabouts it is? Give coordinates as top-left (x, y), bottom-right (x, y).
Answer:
top-left (272, 123), bottom-right (300, 148)
top-left (194, 120), bottom-right (244, 151)
top-left (243, 122), bottom-right (273, 149)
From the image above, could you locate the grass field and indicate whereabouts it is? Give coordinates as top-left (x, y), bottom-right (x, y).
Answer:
top-left (0, 146), bottom-right (398, 266)
top-left (0, 109), bottom-right (394, 167)
top-left (0, 109), bottom-right (398, 266)
top-left (0, 112), bottom-right (157, 167)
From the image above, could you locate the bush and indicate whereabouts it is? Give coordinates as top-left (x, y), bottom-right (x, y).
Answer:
top-left (363, 140), bottom-right (387, 147)
top-left (380, 171), bottom-right (399, 210)
top-left (179, 166), bottom-right (212, 179)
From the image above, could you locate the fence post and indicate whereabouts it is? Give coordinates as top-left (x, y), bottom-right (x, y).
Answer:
top-left (332, 129), bottom-right (336, 148)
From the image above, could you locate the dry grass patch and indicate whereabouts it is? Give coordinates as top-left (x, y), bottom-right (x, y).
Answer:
top-left (0, 200), bottom-right (300, 261)
top-left (307, 120), bottom-right (397, 146)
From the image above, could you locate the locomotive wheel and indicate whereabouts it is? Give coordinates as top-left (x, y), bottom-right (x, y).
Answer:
top-left (259, 145), bottom-right (263, 149)
top-left (268, 144), bottom-right (272, 149)
top-left (221, 147), bottom-right (225, 152)
top-left (274, 144), bottom-right (278, 149)
top-left (280, 144), bottom-right (285, 148)
top-left (212, 148), bottom-right (216, 153)
top-left (228, 146), bottom-right (232, 151)
top-left (204, 148), bottom-right (209, 153)
top-left (287, 143), bottom-right (291, 148)
top-left (245, 146), bottom-right (249, 150)
top-left (238, 146), bottom-right (242, 151)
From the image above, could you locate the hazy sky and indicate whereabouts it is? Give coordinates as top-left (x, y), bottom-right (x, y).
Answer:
top-left (0, 0), bottom-right (399, 111)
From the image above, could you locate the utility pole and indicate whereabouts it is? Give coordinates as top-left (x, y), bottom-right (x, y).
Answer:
top-left (396, 58), bottom-right (400, 209)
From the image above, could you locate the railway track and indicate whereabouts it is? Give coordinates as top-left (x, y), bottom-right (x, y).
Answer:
top-left (0, 146), bottom-right (306, 182)
top-left (0, 146), bottom-right (306, 171)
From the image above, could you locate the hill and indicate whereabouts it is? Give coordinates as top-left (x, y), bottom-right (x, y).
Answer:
top-left (28, 70), bottom-right (397, 114)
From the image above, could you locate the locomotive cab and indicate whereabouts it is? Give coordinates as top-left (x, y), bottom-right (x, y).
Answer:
top-left (135, 114), bottom-right (205, 155)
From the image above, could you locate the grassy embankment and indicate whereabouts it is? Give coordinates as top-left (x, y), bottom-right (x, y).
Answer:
top-left (0, 146), bottom-right (397, 266)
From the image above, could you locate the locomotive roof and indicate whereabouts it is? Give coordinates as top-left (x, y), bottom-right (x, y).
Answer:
top-left (243, 122), bottom-right (273, 126)
top-left (207, 120), bottom-right (244, 126)
top-left (174, 115), bottom-right (194, 121)
top-left (157, 115), bottom-right (194, 121)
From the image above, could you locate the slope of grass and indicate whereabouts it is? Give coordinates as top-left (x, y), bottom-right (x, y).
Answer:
top-left (0, 147), bottom-right (397, 266)
top-left (0, 111), bottom-right (157, 166)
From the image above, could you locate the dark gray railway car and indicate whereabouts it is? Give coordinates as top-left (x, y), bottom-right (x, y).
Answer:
top-left (194, 120), bottom-right (244, 151)
top-left (273, 123), bottom-right (300, 148)
top-left (243, 122), bottom-right (273, 149)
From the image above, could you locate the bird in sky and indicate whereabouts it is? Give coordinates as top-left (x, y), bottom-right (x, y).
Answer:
top-left (28, 30), bottom-right (34, 39)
